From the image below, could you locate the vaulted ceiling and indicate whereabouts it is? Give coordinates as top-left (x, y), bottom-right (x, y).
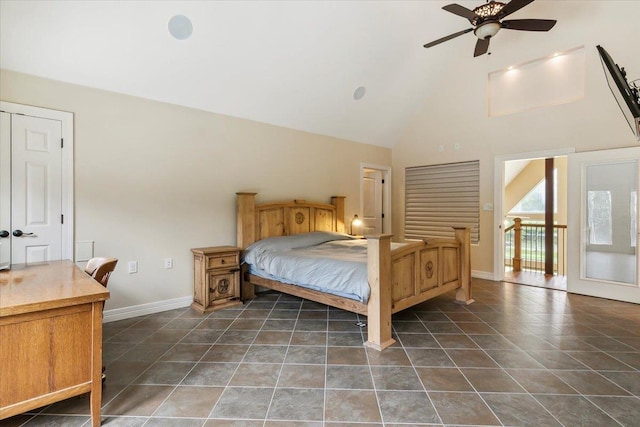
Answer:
top-left (1, 1), bottom-right (636, 147)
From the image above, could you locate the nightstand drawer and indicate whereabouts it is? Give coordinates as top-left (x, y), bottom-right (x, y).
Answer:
top-left (207, 254), bottom-right (238, 269)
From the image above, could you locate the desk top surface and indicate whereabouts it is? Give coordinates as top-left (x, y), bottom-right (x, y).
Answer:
top-left (0, 260), bottom-right (110, 317)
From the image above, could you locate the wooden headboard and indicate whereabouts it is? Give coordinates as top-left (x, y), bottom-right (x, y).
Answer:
top-left (236, 193), bottom-right (345, 249)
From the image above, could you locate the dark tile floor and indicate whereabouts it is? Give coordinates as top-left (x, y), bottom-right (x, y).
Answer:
top-left (2, 279), bottom-right (640, 426)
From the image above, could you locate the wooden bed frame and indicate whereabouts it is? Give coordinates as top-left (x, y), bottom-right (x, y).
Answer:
top-left (236, 192), bottom-right (473, 350)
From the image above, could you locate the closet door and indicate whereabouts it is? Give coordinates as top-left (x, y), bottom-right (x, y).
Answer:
top-left (11, 114), bottom-right (63, 264)
top-left (361, 168), bottom-right (383, 234)
top-left (0, 102), bottom-right (74, 268)
top-left (0, 112), bottom-right (10, 269)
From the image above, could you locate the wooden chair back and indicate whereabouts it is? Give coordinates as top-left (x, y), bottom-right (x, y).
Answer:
top-left (84, 257), bottom-right (118, 288)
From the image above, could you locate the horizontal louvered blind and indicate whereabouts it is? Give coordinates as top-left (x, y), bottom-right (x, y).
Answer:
top-left (405, 160), bottom-right (480, 244)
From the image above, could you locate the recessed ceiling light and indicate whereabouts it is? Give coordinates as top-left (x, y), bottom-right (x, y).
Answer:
top-left (168, 15), bottom-right (193, 40)
top-left (353, 86), bottom-right (366, 101)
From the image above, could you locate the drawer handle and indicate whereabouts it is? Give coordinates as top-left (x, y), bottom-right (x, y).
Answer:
top-left (220, 259), bottom-right (226, 264)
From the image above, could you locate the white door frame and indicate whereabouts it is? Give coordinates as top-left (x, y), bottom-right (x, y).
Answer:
top-left (493, 147), bottom-right (575, 281)
top-left (0, 101), bottom-right (74, 262)
top-left (360, 163), bottom-right (391, 234)
top-left (0, 112), bottom-right (10, 269)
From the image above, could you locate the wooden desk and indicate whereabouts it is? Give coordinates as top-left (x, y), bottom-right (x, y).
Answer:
top-left (0, 260), bottom-right (110, 426)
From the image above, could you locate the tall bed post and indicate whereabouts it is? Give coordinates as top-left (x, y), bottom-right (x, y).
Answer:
top-left (237, 192), bottom-right (257, 299)
top-left (453, 227), bottom-right (474, 305)
top-left (365, 234), bottom-right (396, 351)
top-left (331, 196), bottom-right (346, 233)
top-left (236, 192), bottom-right (257, 248)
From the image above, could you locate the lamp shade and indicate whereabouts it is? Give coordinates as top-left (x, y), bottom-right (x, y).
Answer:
top-left (350, 214), bottom-right (362, 235)
top-left (474, 21), bottom-right (501, 40)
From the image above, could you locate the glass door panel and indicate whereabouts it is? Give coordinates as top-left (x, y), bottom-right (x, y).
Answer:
top-left (568, 147), bottom-right (640, 303)
top-left (584, 161), bottom-right (636, 284)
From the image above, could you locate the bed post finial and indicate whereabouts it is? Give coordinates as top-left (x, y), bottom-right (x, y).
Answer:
top-left (453, 227), bottom-right (474, 305)
top-left (331, 196), bottom-right (346, 233)
top-left (237, 192), bottom-right (257, 249)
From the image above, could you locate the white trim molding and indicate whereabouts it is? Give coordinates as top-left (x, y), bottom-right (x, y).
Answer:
top-left (472, 270), bottom-right (498, 281)
top-left (493, 148), bottom-right (575, 281)
top-left (103, 295), bottom-right (193, 323)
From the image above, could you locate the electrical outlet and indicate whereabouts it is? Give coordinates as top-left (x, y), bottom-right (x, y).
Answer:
top-left (164, 258), bottom-right (173, 269)
top-left (128, 261), bottom-right (138, 274)
top-left (437, 144), bottom-right (444, 152)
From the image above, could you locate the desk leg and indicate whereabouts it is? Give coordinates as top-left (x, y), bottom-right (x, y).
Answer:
top-left (90, 302), bottom-right (103, 426)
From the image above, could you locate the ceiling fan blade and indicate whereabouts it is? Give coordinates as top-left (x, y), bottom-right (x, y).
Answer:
top-left (442, 4), bottom-right (479, 22)
top-left (498, 0), bottom-right (535, 18)
top-left (423, 28), bottom-right (473, 48)
top-left (474, 38), bottom-right (490, 57)
top-left (501, 19), bottom-right (557, 31)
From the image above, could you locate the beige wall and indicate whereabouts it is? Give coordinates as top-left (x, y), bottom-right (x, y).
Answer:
top-left (392, 2), bottom-right (640, 277)
top-left (0, 69), bottom-right (391, 311)
top-left (2, 1), bottom-right (638, 305)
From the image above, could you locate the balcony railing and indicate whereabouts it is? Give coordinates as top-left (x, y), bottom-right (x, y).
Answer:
top-left (504, 218), bottom-right (567, 275)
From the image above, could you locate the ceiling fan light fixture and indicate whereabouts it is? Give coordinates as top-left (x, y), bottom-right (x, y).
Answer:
top-left (474, 21), bottom-right (501, 40)
top-left (423, 0), bottom-right (557, 57)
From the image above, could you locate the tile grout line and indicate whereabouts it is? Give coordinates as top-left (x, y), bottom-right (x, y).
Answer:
top-left (261, 294), bottom-right (302, 427)
top-left (10, 281), bottom-right (640, 426)
top-left (452, 304), bottom-right (568, 427)
top-left (145, 309), bottom-right (232, 421)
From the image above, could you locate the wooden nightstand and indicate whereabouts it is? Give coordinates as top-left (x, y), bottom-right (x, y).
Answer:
top-left (191, 246), bottom-right (243, 313)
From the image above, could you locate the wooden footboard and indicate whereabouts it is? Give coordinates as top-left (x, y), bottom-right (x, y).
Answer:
top-left (365, 228), bottom-right (473, 350)
top-left (236, 192), bottom-right (472, 351)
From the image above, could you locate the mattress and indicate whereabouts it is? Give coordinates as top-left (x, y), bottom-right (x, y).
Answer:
top-left (242, 231), bottom-right (403, 303)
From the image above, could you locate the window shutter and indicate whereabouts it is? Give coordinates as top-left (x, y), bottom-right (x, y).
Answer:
top-left (405, 160), bottom-right (480, 244)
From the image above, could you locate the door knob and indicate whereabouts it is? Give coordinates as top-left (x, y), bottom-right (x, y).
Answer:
top-left (0, 230), bottom-right (9, 238)
top-left (12, 230), bottom-right (34, 237)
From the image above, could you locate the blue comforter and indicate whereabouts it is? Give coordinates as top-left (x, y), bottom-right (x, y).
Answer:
top-left (242, 231), bottom-right (372, 303)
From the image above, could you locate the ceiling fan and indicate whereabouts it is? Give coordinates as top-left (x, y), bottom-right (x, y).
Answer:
top-left (423, 0), bottom-right (557, 57)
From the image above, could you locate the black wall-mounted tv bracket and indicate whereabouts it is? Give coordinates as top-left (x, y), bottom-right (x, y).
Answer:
top-left (621, 68), bottom-right (640, 104)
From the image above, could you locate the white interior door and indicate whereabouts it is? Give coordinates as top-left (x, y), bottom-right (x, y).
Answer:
top-left (362, 168), bottom-right (383, 234)
top-left (10, 114), bottom-right (63, 264)
top-left (567, 147), bottom-right (640, 303)
top-left (0, 112), bottom-right (11, 269)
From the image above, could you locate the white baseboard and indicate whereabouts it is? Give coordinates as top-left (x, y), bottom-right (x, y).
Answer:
top-left (472, 270), bottom-right (498, 281)
top-left (104, 272), bottom-right (496, 323)
top-left (103, 295), bottom-right (193, 323)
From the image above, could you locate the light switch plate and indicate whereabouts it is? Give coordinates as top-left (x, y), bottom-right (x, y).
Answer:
top-left (128, 261), bottom-right (138, 274)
